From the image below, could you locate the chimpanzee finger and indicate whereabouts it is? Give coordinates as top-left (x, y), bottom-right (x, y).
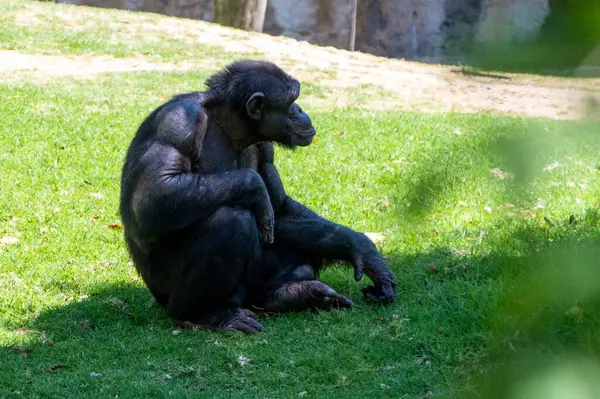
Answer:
top-left (352, 253), bottom-right (364, 281)
top-left (314, 293), bottom-right (353, 310)
top-left (331, 294), bottom-right (354, 309)
top-left (258, 218), bottom-right (275, 244)
top-left (225, 318), bottom-right (264, 333)
top-left (244, 317), bottom-right (265, 332)
top-left (362, 285), bottom-right (396, 304)
top-left (379, 274), bottom-right (397, 299)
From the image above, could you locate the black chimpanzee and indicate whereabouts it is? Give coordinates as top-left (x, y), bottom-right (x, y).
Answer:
top-left (119, 60), bottom-right (396, 333)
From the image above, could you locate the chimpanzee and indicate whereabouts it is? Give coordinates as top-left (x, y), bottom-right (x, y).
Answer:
top-left (119, 60), bottom-right (396, 333)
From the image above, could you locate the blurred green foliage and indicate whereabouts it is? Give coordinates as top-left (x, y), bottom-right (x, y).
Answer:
top-left (468, 0), bottom-right (600, 75)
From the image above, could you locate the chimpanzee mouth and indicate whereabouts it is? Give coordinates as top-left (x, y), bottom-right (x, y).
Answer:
top-left (294, 129), bottom-right (316, 146)
top-left (294, 129), bottom-right (317, 146)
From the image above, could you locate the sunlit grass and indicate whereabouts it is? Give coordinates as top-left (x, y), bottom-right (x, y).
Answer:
top-left (1, 0), bottom-right (600, 397)
top-left (1, 70), bottom-right (599, 397)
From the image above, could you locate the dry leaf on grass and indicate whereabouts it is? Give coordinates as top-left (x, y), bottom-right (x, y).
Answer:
top-left (40, 331), bottom-right (54, 347)
top-left (333, 131), bottom-right (345, 136)
top-left (544, 162), bottom-right (560, 172)
top-left (490, 168), bottom-right (514, 180)
top-left (565, 306), bottom-right (584, 319)
top-left (237, 355), bottom-right (250, 366)
top-left (415, 356), bottom-right (431, 366)
top-left (8, 345), bottom-right (30, 358)
top-left (108, 223), bottom-right (124, 230)
top-left (378, 198), bottom-right (391, 209)
top-left (107, 297), bottom-right (132, 315)
top-left (44, 365), bottom-right (67, 373)
top-left (79, 320), bottom-right (95, 329)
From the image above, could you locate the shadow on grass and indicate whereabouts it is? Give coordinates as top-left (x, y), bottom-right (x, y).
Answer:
top-left (392, 116), bottom-right (600, 222)
top-left (378, 112), bottom-right (600, 396)
top-left (462, 218), bottom-right (600, 399)
top-left (450, 68), bottom-right (511, 80)
top-left (30, 284), bottom-right (172, 338)
top-left (464, 42), bottom-right (600, 78)
top-left (3, 113), bottom-right (600, 396)
top-left (2, 213), bottom-right (599, 397)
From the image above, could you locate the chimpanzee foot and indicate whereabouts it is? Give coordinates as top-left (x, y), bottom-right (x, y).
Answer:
top-left (222, 308), bottom-right (264, 333)
top-left (175, 308), bottom-right (264, 334)
top-left (264, 280), bottom-right (353, 313)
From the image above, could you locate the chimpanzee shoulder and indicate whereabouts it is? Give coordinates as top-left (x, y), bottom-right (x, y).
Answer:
top-left (131, 91), bottom-right (214, 160)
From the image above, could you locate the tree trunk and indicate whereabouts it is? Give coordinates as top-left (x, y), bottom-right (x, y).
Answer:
top-left (213, 0), bottom-right (267, 32)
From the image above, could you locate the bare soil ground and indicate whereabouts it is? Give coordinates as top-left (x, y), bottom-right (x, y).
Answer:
top-left (2, 2), bottom-right (600, 120)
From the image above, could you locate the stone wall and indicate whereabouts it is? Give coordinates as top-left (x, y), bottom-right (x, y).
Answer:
top-left (52, 0), bottom-right (551, 63)
top-left (354, 0), bottom-right (447, 61)
top-left (264, 0), bottom-right (353, 50)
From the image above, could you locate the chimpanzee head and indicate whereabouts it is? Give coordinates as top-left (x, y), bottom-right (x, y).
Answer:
top-left (205, 60), bottom-right (316, 148)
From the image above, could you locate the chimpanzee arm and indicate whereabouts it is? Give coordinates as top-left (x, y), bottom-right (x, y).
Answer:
top-left (123, 103), bottom-right (273, 243)
top-left (128, 143), bottom-right (272, 243)
top-left (255, 143), bottom-right (396, 303)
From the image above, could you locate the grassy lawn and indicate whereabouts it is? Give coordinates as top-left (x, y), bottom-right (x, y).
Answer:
top-left (2, 1), bottom-right (600, 398)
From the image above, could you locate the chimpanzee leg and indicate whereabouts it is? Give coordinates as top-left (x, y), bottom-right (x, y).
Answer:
top-left (158, 206), bottom-right (264, 332)
top-left (250, 247), bottom-right (353, 313)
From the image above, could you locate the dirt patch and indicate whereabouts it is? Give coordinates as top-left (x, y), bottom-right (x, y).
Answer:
top-left (3, 1), bottom-right (600, 120)
top-left (0, 50), bottom-right (196, 78)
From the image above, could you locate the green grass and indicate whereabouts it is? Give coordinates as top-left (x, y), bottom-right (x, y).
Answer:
top-left (0, 0), bottom-right (254, 63)
top-left (2, 1), bottom-right (600, 398)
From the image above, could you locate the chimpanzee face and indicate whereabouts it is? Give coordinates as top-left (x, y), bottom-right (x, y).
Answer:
top-left (245, 92), bottom-right (316, 149)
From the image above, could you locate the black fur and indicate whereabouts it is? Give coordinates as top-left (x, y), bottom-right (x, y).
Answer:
top-left (119, 60), bottom-right (396, 333)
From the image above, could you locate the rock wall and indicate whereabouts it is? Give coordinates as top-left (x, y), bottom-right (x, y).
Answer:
top-left (264, 0), bottom-right (353, 49)
top-left (52, 0), bottom-right (551, 63)
top-left (354, 0), bottom-right (447, 61)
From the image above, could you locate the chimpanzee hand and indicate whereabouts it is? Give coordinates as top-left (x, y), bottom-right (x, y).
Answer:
top-left (351, 234), bottom-right (396, 304)
top-left (256, 198), bottom-right (275, 244)
top-left (245, 169), bottom-right (274, 244)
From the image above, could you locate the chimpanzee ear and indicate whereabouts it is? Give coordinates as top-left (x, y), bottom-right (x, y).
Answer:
top-left (246, 92), bottom-right (265, 121)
